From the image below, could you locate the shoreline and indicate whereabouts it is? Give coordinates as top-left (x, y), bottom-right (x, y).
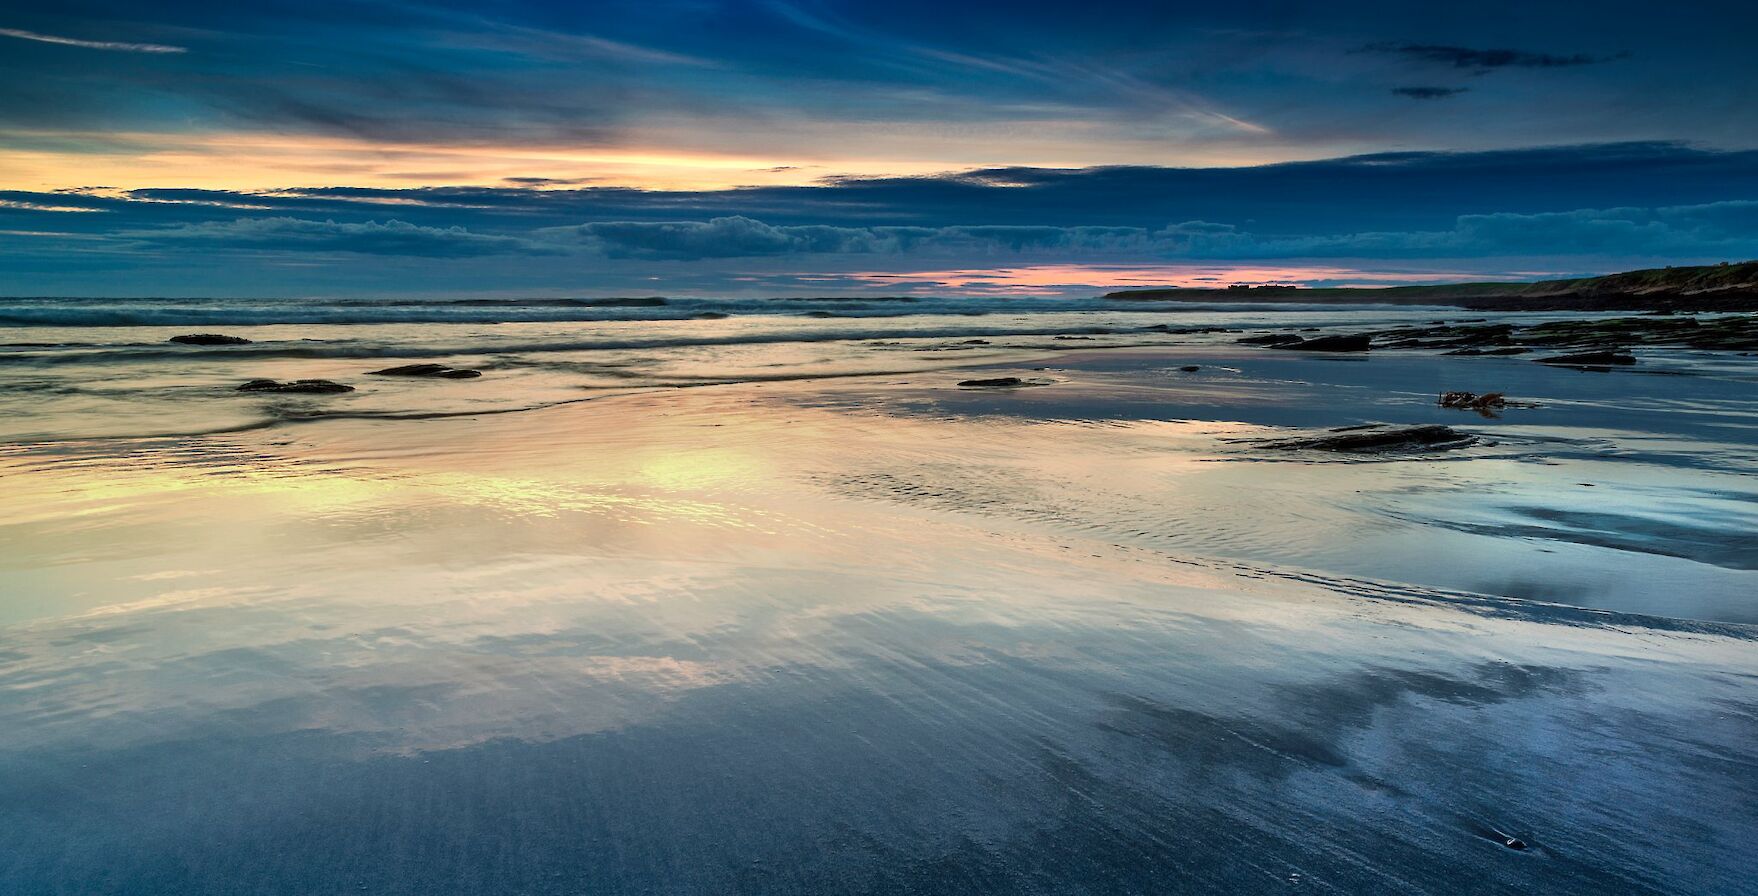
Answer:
top-left (4, 303), bottom-right (1756, 893)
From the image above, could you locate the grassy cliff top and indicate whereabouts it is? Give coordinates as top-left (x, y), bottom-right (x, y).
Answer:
top-left (1103, 261), bottom-right (1758, 310)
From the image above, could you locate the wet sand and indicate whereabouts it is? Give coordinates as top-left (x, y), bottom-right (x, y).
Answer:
top-left (2, 307), bottom-right (1755, 894)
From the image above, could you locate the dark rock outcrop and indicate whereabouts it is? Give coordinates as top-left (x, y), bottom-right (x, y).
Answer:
top-left (1436, 391), bottom-right (1533, 416)
top-left (1237, 333), bottom-right (1304, 346)
top-left (1270, 334), bottom-right (1372, 352)
top-left (1534, 350), bottom-right (1636, 366)
top-left (237, 379), bottom-right (354, 394)
top-left (1259, 424), bottom-right (1478, 453)
top-left (170, 334), bottom-right (252, 346)
top-left (1142, 324), bottom-right (1236, 334)
top-left (368, 364), bottom-right (482, 379)
top-left (957, 377), bottom-right (1040, 388)
top-left (1445, 347), bottom-right (1528, 356)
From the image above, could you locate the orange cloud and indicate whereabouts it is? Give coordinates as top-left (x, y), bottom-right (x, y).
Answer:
top-left (0, 131), bottom-right (963, 193)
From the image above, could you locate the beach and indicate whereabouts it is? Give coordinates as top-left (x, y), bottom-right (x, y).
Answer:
top-left (2, 299), bottom-right (1755, 894)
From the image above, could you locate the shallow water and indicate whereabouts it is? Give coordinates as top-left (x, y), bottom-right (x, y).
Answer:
top-left (2, 301), bottom-right (1755, 894)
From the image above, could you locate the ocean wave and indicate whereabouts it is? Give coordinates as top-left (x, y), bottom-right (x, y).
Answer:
top-left (0, 293), bottom-right (1445, 328)
top-left (0, 324), bottom-right (1161, 365)
top-left (0, 294), bottom-right (1104, 327)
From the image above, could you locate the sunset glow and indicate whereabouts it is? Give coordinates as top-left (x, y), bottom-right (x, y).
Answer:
top-left (839, 264), bottom-right (1502, 293)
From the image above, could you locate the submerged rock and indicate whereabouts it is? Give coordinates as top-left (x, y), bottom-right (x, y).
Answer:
top-left (1237, 333), bottom-right (1304, 346)
top-left (692, 311), bottom-right (730, 320)
top-left (1439, 391), bottom-right (1506, 411)
top-left (1439, 390), bottom-right (1536, 416)
top-left (1260, 424), bottom-right (1478, 454)
top-left (1271, 334), bottom-right (1372, 352)
top-left (1372, 323), bottom-right (1516, 350)
top-left (1534, 350), bottom-right (1636, 366)
top-left (237, 379), bottom-right (354, 394)
top-left (368, 363), bottom-right (482, 379)
top-left (1445, 347), bottom-right (1528, 356)
top-left (1142, 324), bottom-right (1236, 334)
top-left (170, 334), bottom-right (252, 345)
top-left (957, 376), bottom-right (1042, 388)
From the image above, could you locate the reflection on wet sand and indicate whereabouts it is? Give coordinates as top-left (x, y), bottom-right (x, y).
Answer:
top-left (3, 337), bottom-right (1756, 894)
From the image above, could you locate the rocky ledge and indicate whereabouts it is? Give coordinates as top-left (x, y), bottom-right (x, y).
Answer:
top-left (237, 379), bottom-right (354, 394)
top-left (368, 364), bottom-right (483, 379)
top-left (1257, 424), bottom-right (1479, 454)
top-left (170, 334), bottom-right (252, 345)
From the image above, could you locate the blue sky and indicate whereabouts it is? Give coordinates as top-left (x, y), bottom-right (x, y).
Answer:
top-left (2, 1), bottom-right (1757, 296)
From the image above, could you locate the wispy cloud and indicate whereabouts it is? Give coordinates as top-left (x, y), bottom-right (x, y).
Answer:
top-left (114, 199), bottom-right (1758, 264)
top-left (1392, 86), bottom-right (1469, 100)
top-left (0, 27), bottom-right (186, 54)
top-left (0, 197), bottom-right (108, 213)
top-left (135, 217), bottom-right (556, 257)
top-left (1359, 43), bottom-right (1622, 70)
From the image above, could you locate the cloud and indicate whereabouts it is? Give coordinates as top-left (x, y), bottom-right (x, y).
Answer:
top-left (502, 177), bottom-right (597, 186)
top-left (1391, 86), bottom-right (1468, 100)
top-left (0, 198), bottom-right (107, 213)
top-left (7, 144), bottom-right (1758, 272)
top-left (1157, 202), bottom-right (1758, 260)
top-left (1359, 42), bottom-right (1623, 70)
top-left (133, 217), bottom-right (555, 257)
top-left (539, 203), bottom-right (1758, 263)
top-left (548, 217), bottom-right (1248, 260)
top-left (0, 27), bottom-right (185, 54)
top-left (557, 217), bottom-right (887, 259)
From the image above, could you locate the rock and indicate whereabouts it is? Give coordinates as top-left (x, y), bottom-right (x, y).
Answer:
top-left (1438, 391), bottom-right (1534, 416)
top-left (692, 311), bottom-right (730, 320)
top-left (960, 339), bottom-right (991, 345)
top-left (1237, 333), bottom-right (1304, 346)
top-left (236, 379), bottom-right (354, 394)
top-left (1143, 324), bottom-right (1234, 334)
top-left (1260, 424), bottom-right (1477, 453)
top-left (1439, 391), bottom-right (1506, 411)
top-left (1374, 323), bottom-right (1516, 349)
top-left (1445, 347), bottom-right (1528, 356)
top-left (170, 334), bottom-right (251, 345)
top-left (1178, 365), bottom-right (1201, 372)
top-left (1534, 350), bottom-right (1636, 366)
top-left (958, 377), bottom-right (1032, 388)
top-left (1360, 315), bottom-right (1757, 355)
top-left (1271, 334), bottom-right (1371, 352)
top-left (1503, 837), bottom-right (1529, 851)
top-left (368, 363), bottom-right (482, 379)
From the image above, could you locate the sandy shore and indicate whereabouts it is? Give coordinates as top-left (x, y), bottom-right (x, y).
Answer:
top-left (2, 309), bottom-right (1756, 894)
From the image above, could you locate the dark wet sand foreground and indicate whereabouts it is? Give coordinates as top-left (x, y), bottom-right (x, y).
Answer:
top-left (2, 331), bottom-right (1755, 895)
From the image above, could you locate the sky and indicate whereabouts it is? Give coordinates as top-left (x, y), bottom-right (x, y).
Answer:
top-left (3, 0), bottom-right (1757, 297)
